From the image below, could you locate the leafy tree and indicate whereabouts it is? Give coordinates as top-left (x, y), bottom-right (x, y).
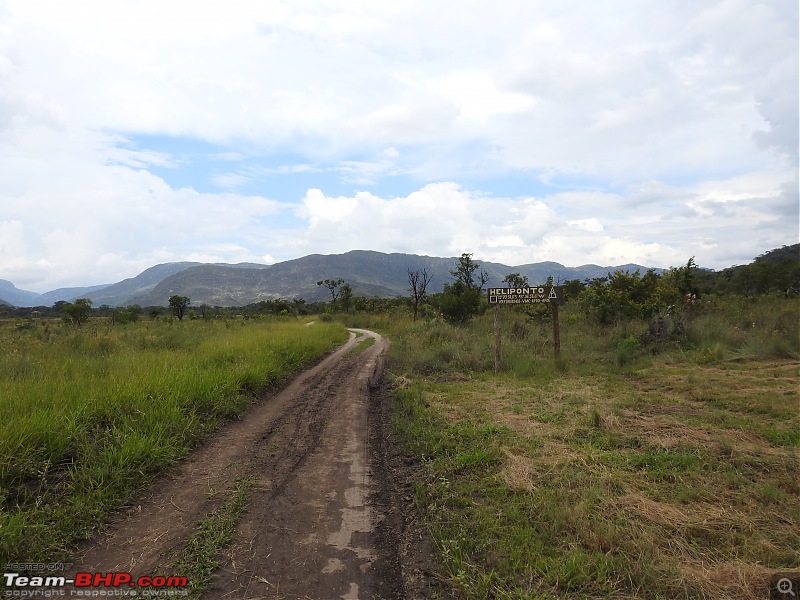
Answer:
top-left (292, 298), bottom-right (308, 315)
top-left (317, 278), bottom-right (345, 304)
top-left (579, 270), bottom-right (680, 325)
top-left (727, 258), bottom-right (800, 296)
top-left (110, 304), bottom-right (142, 325)
top-left (62, 298), bottom-right (93, 327)
top-left (169, 295), bottom-right (190, 321)
top-left (435, 253), bottom-right (490, 324)
top-left (451, 253), bottom-right (489, 291)
top-left (436, 280), bottom-right (484, 325)
top-left (339, 283), bottom-right (353, 312)
top-left (663, 257), bottom-right (699, 297)
top-left (502, 273), bottom-right (529, 288)
top-left (408, 268), bottom-right (432, 321)
top-left (562, 279), bottom-right (586, 301)
top-left (127, 304), bottom-right (142, 322)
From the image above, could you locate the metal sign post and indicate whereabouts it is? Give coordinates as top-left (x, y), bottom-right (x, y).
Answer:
top-left (488, 286), bottom-right (565, 369)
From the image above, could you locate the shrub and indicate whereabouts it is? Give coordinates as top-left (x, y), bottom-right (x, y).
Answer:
top-left (579, 270), bottom-right (680, 326)
top-left (616, 335), bottom-right (640, 366)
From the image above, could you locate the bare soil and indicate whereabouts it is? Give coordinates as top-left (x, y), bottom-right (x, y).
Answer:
top-left (72, 329), bottom-right (447, 599)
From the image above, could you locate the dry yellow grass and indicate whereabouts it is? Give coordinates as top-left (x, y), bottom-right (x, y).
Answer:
top-left (417, 357), bottom-right (798, 598)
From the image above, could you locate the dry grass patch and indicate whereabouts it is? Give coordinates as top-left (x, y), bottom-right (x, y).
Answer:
top-left (495, 413), bottom-right (555, 436)
top-left (499, 445), bottom-right (584, 493)
top-left (632, 360), bottom-right (799, 415)
top-left (679, 559), bottom-right (776, 600)
top-left (499, 449), bottom-right (538, 493)
top-left (613, 414), bottom-right (718, 449)
top-left (399, 358), bottom-right (798, 598)
top-left (612, 493), bottom-right (733, 529)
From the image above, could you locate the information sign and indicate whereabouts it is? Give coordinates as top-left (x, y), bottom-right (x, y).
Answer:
top-left (487, 286), bottom-right (564, 305)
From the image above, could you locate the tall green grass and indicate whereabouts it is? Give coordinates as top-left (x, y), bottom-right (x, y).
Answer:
top-left (374, 295), bottom-right (799, 379)
top-left (0, 317), bottom-right (347, 564)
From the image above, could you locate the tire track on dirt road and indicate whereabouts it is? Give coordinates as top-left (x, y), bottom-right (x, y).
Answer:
top-left (72, 328), bottom-right (418, 599)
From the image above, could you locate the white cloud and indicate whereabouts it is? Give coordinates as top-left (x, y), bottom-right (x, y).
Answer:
top-left (567, 219), bottom-right (604, 233)
top-left (0, 0), bottom-right (795, 292)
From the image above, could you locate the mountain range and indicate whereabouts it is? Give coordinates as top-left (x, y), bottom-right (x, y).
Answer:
top-left (1, 250), bottom-right (665, 308)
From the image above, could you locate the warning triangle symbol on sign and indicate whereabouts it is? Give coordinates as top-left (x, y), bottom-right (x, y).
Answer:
top-left (548, 287), bottom-right (557, 299)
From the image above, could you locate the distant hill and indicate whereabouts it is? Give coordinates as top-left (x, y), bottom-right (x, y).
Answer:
top-left (83, 262), bottom-right (203, 306)
top-left (36, 284), bottom-right (112, 306)
top-left (4, 245), bottom-right (795, 308)
top-left (132, 250), bottom-right (662, 307)
top-left (754, 243), bottom-right (800, 264)
top-left (0, 263), bottom-right (202, 308)
top-left (0, 280), bottom-right (40, 307)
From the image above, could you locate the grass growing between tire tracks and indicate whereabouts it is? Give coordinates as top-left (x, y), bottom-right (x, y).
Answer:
top-left (175, 476), bottom-right (255, 599)
top-left (375, 296), bottom-right (799, 599)
top-left (0, 317), bottom-right (348, 565)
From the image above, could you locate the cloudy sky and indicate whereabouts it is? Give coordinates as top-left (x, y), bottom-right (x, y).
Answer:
top-left (1, 0), bottom-right (797, 292)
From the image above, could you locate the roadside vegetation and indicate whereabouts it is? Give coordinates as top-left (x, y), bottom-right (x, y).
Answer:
top-left (0, 317), bottom-right (347, 565)
top-left (1, 244), bottom-right (796, 599)
top-left (375, 303), bottom-right (798, 599)
top-left (343, 247), bottom-right (799, 599)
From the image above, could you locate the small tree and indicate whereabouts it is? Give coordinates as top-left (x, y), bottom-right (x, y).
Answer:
top-left (502, 273), bottom-right (529, 288)
top-left (62, 298), bottom-right (92, 328)
top-left (339, 283), bottom-right (353, 312)
top-left (408, 268), bottom-right (432, 321)
top-left (436, 253), bottom-right (489, 324)
top-left (579, 270), bottom-right (679, 325)
top-left (317, 278), bottom-right (345, 304)
top-left (110, 308), bottom-right (127, 325)
top-left (112, 304), bottom-right (142, 324)
top-left (292, 298), bottom-right (307, 315)
top-left (127, 304), bottom-right (142, 322)
top-left (664, 257), bottom-right (699, 297)
top-left (452, 253), bottom-right (489, 291)
top-left (169, 295), bottom-right (190, 321)
top-left (437, 280), bottom-right (483, 325)
top-left (562, 279), bottom-right (586, 301)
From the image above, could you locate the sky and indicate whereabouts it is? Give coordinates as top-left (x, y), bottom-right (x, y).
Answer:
top-left (0, 0), bottom-right (797, 293)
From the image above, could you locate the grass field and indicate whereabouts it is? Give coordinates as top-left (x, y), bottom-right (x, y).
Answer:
top-left (2, 293), bottom-right (796, 599)
top-left (351, 295), bottom-right (799, 599)
top-left (0, 317), bottom-right (348, 565)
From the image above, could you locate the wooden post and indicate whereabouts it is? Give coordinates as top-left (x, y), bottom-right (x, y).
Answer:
top-left (551, 301), bottom-right (561, 359)
top-left (494, 304), bottom-right (501, 374)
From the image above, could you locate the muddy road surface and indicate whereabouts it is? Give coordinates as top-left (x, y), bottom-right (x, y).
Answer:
top-left (74, 329), bottom-right (441, 599)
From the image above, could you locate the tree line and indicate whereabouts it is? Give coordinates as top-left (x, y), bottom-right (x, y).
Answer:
top-left (3, 245), bottom-right (796, 327)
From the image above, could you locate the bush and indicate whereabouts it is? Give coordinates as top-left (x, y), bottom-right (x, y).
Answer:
top-left (616, 335), bottom-right (640, 366)
top-left (436, 281), bottom-right (484, 325)
top-left (579, 270), bottom-right (680, 326)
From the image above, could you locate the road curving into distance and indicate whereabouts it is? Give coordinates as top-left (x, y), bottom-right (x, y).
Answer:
top-left (72, 328), bottom-right (427, 599)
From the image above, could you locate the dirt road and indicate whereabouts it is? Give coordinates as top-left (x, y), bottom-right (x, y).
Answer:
top-left (73, 328), bottom-right (439, 599)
